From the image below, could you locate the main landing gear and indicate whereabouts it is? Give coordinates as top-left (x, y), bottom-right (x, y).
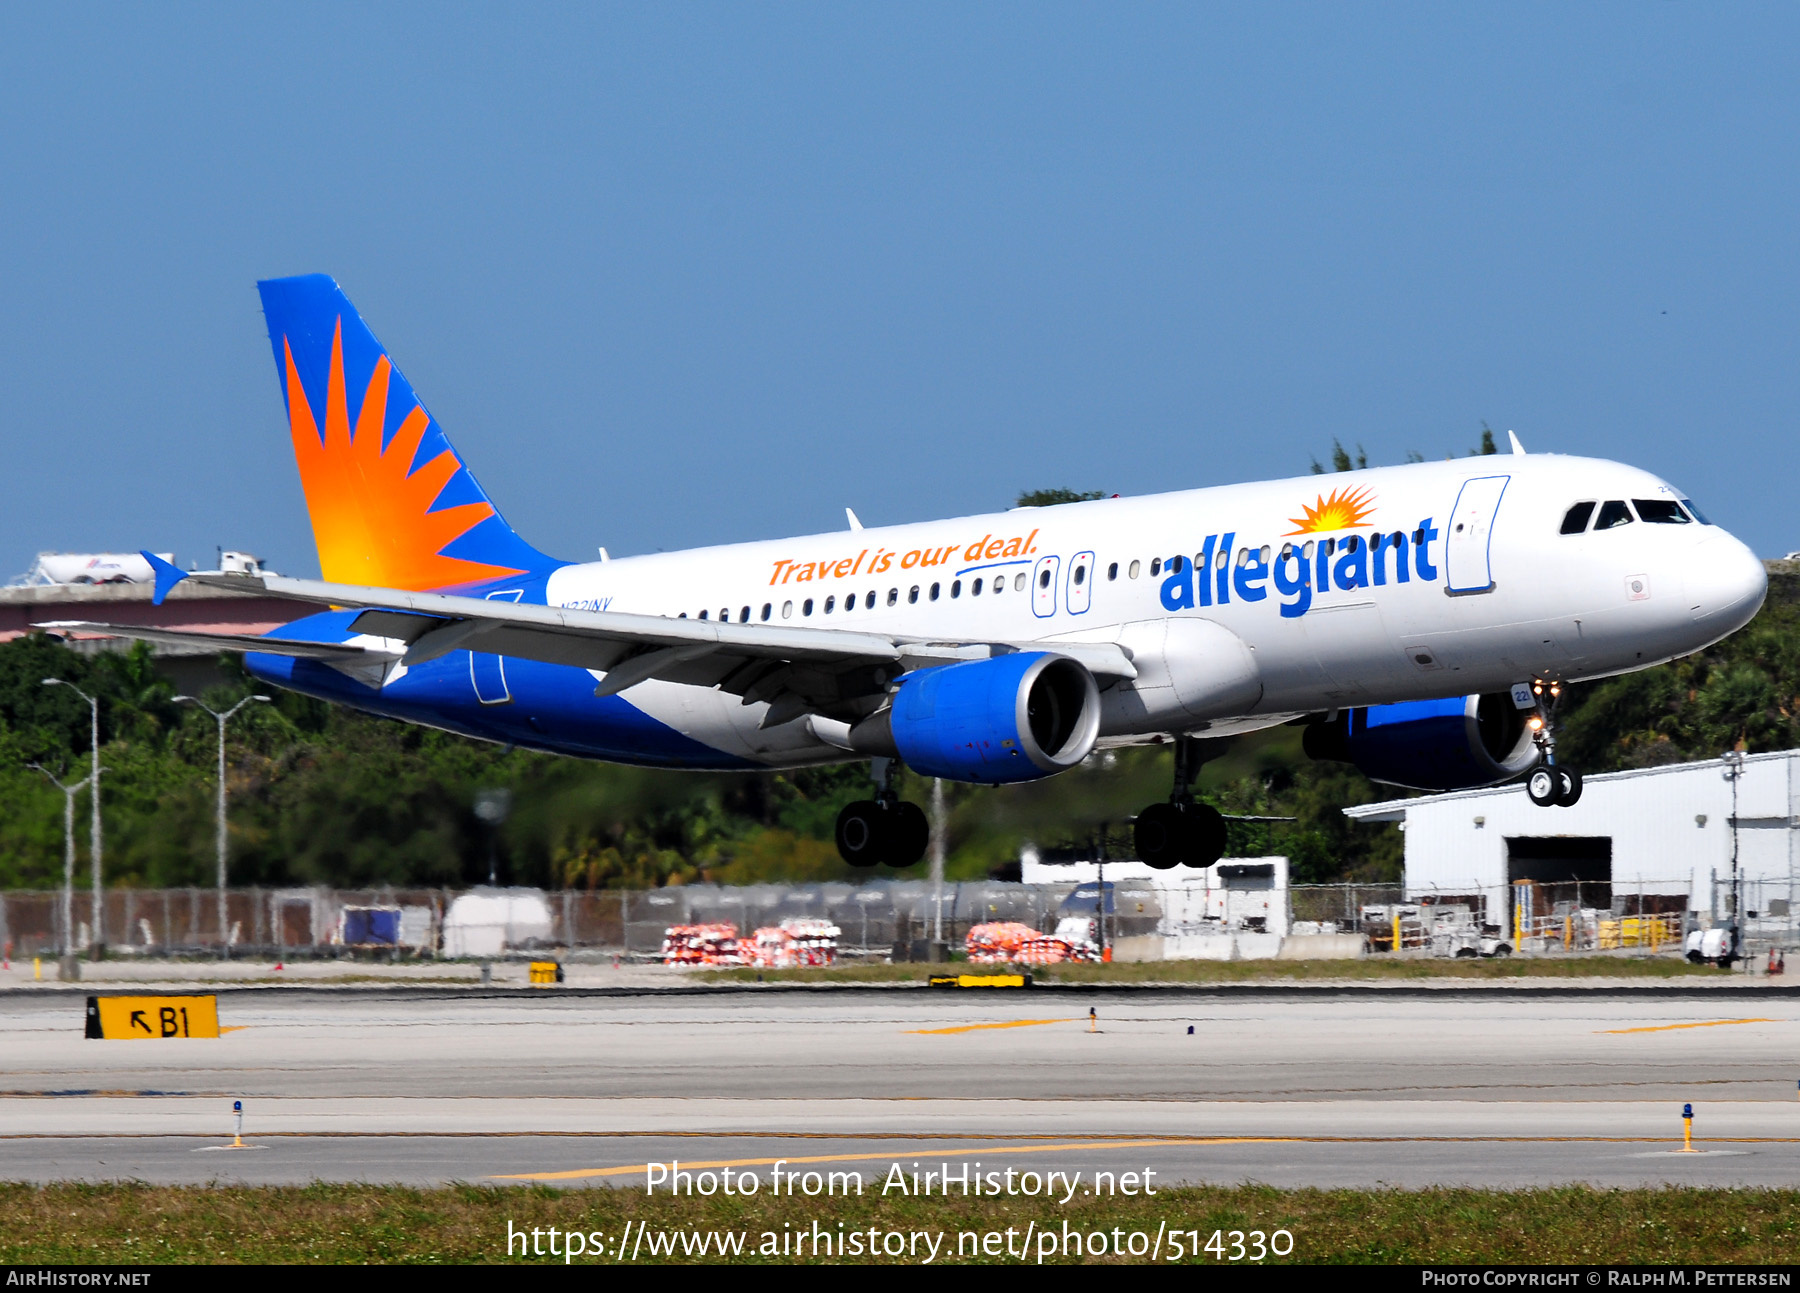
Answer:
top-left (1134, 736), bottom-right (1230, 870)
top-left (835, 758), bottom-right (930, 868)
top-left (1522, 679), bottom-right (1584, 808)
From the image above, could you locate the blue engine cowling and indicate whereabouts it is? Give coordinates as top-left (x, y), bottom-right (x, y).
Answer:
top-left (1302, 693), bottom-right (1539, 791)
top-left (848, 652), bottom-right (1102, 784)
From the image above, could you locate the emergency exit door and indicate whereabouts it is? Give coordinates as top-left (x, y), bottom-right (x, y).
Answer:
top-left (1445, 475), bottom-right (1509, 594)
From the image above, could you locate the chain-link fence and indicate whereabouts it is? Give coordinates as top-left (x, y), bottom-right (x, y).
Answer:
top-left (0, 876), bottom-right (1779, 960)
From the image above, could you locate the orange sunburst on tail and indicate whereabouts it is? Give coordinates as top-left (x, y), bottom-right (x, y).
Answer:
top-left (283, 320), bottom-right (533, 589)
top-left (1285, 485), bottom-right (1377, 536)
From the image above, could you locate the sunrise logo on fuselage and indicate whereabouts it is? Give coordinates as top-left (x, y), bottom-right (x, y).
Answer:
top-left (1162, 487), bottom-right (1441, 619)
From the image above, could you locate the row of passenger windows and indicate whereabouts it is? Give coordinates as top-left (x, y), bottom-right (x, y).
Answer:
top-left (1560, 497), bottom-right (1706, 535)
top-left (683, 572), bottom-right (1035, 622)
top-left (1103, 531), bottom-right (1423, 580)
top-left (679, 533), bottom-right (1439, 623)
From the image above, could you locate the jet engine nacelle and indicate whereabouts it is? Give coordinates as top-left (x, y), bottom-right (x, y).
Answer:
top-left (850, 652), bottom-right (1101, 785)
top-left (1303, 693), bottom-right (1539, 792)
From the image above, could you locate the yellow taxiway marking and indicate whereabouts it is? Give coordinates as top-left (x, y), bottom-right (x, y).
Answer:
top-left (492, 1138), bottom-right (1282, 1181)
top-left (1600, 1018), bottom-right (1778, 1035)
top-left (907, 1018), bottom-right (1075, 1036)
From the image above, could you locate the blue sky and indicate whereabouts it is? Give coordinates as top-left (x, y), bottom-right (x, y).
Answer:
top-left (2, 4), bottom-right (1797, 576)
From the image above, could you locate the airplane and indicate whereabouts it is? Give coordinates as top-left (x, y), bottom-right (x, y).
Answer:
top-left (43, 275), bottom-right (1768, 870)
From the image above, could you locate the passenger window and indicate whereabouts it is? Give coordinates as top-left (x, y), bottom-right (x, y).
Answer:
top-left (803, 598), bottom-right (814, 616)
top-left (908, 586), bottom-right (919, 604)
top-left (887, 588), bottom-right (898, 606)
top-left (1300, 541), bottom-right (1313, 560)
top-left (1038, 568), bottom-right (1052, 588)
top-left (993, 575), bottom-right (1005, 593)
top-left (782, 601), bottom-right (793, 619)
top-left (1216, 547), bottom-right (1228, 569)
top-left (824, 595), bottom-right (836, 613)
top-left (1341, 536), bottom-right (1359, 554)
top-left (1150, 557), bottom-right (1161, 577)
top-left (1682, 498), bottom-right (1711, 525)
top-left (951, 580), bottom-right (962, 598)
top-left (1014, 572), bottom-right (1026, 591)
top-left (1128, 560), bottom-right (1140, 579)
top-left (1168, 555), bottom-right (1184, 574)
top-left (971, 578), bottom-right (983, 596)
top-left (740, 607), bottom-right (751, 623)
top-left (1107, 562), bottom-right (1118, 581)
top-left (1236, 547), bottom-right (1249, 566)
top-left (698, 610), bottom-right (708, 620)
top-left (1594, 500), bottom-right (1633, 531)
top-left (678, 612), bottom-right (687, 619)
top-left (761, 603), bottom-right (771, 621)
top-left (930, 582), bottom-right (940, 601)
top-left (720, 609), bottom-right (729, 622)
top-left (1633, 499), bottom-right (1690, 525)
top-left (1560, 501), bottom-right (1596, 534)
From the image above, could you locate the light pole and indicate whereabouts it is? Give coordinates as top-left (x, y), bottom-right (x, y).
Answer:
top-left (42, 679), bottom-right (102, 957)
top-left (1722, 750), bottom-right (1746, 958)
top-left (29, 765), bottom-right (90, 958)
top-left (174, 694), bottom-right (272, 957)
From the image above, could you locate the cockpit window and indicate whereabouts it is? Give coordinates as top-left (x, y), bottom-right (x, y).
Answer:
top-left (1559, 501), bottom-right (1596, 534)
top-left (1632, 498), bottom-right (1690, 525)
top-left (1593, 500), bottom-right (1634, 531)
top-left (1681, 498), bottom-right (1711, 525)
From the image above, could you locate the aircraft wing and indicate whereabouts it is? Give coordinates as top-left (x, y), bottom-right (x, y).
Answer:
top-left (145, 570), bottom-right (1137, 725)
top-left (32, 621), bottom-right (398, 662)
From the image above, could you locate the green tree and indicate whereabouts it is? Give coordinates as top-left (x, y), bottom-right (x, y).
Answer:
top-left (1015, 488), bottom-right (1105, 507)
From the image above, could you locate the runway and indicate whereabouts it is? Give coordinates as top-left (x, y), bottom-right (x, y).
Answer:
top-left (4, 987), bottom-right (1798, 1187)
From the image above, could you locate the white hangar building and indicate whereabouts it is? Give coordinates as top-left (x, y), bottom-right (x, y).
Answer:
top-left (1344, 750), bottom-right (1800, 940)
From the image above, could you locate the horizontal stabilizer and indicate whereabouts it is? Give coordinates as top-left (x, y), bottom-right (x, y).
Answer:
top-left (140, 550), bottom-right (189, 606)
top-left (32, 621), bottom-right (395, 661)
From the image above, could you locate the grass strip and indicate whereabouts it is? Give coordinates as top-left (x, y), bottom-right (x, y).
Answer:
top-left (700, 956), bottom-right (1729, 985)
top-left (1, 1183), bottom-right (1795, 1264)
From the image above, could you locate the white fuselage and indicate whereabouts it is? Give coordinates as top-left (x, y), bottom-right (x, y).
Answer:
top-left (539, 454), bottom-right (1765, 768)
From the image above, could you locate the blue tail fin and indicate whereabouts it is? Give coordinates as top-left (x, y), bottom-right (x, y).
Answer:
top-left (257, 275), bottom-right (559, 590)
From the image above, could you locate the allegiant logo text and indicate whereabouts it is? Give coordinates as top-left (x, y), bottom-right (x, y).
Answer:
top-left (1160, 520), bottom-right (1441, 619)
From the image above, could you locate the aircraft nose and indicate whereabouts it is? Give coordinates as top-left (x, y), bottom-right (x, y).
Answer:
top-left (1683, 533), bottom-right (1767, 638)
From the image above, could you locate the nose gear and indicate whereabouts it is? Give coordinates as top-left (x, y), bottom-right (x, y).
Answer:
top-left (1524, 680), bottom-right (1583, 807)
top-left (1134, 735), bottom-right (1230, 869)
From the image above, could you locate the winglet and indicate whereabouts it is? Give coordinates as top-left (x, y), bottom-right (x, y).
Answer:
top-left (846, 508), bottom-right (864, 532)
top-left (1508, 429), bottom-right (1526, 456)
top-left (142, 551), bottom-right (188, 606)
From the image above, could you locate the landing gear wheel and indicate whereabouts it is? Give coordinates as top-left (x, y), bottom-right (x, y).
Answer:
top-left (1526, 766), bottom-right (1560, 807)
top-left (835, 801), bottom-right (888, 867)
top-left (1553, 766), bottom-right (1583, 807)
top-left (1184, 802), bottom-right (1227, 868)
top-left (887, 801), bottom-right (929, 868)
top-left (1134, 802), bottom-right (1186, 869)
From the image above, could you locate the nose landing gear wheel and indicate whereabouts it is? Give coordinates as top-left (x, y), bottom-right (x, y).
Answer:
top-left (1526, 766), bottom-right (1560, 807)
top-left (1553, 767), bottom-right (1583, 807)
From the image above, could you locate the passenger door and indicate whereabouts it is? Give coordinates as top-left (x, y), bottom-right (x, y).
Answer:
top-left (1065, 550), bottom-right (1095, 615)
top-left (471, 588), bottom-right (523, 704)
top-left (1445, 475), bottom-right (1509, 594)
